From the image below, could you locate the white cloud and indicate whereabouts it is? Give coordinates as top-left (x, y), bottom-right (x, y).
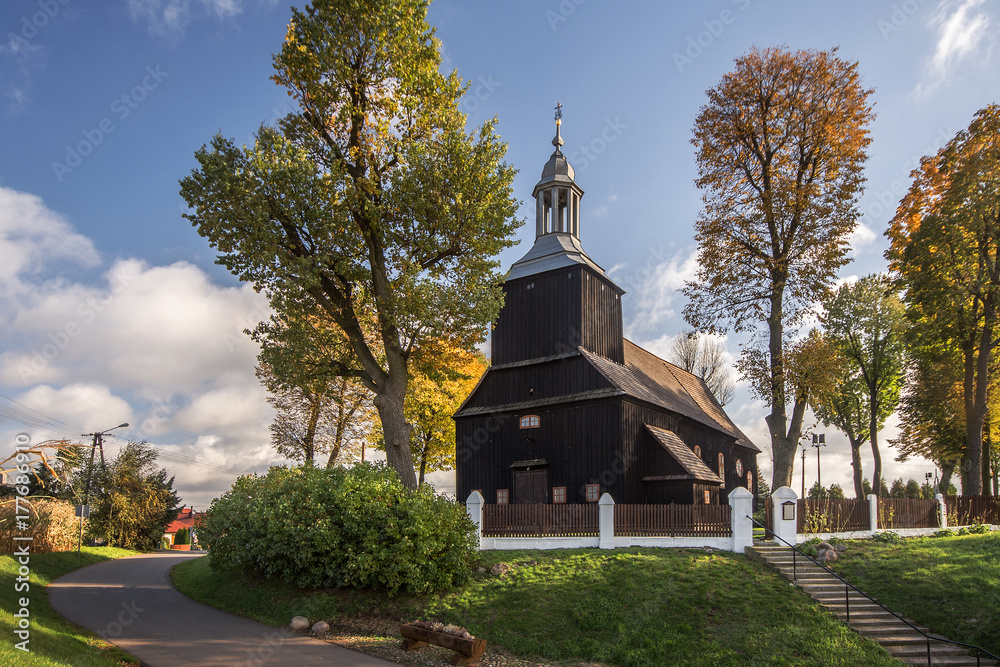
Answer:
top-left (614, 248), bottom-right (699, 339)
top-left (915, 0), bottom-right (994, 96)
top-left (0, 187), bottom-right (280, 508)
top-left (16, 383), bottom-right (133, 435)
top-left (0, 187), bottom-right (99, 295)
top-left (125, 0), bottom-right (270, 40)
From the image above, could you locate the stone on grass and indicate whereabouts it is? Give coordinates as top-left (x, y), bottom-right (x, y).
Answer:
top-left (290, 616), bottom-right (310, 631)
top-left (312, 620), bottom-right (330, 636)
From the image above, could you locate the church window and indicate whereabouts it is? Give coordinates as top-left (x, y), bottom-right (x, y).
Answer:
top-left (693, 445), bottom-right (702, 458)
top-left (746, 471), bottom-right (753, 492)
top-left (497, 489), bottom-right (509, 504)
top-left (735, 458), bottom-right (744, 476)
top-left (520, 415), bottom-right (540, 429)
top-left (552, 487), bottom-right (567, 503)
top-left (718, 453), bottom-right (725, 487)
top-left (585, 484), bottom-right (600, 502)
top-left (704, 489), bottom-right (711, 504)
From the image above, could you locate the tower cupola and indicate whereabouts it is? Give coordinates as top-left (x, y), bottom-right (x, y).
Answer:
top-left (532, 103), bottom-right (584, 239)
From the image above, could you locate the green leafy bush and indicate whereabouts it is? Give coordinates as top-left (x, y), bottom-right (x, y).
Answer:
top-left (174, 527), bottom-right (190, 544)
top-left (957, 524), bottom-right (990, 535)
top-left (930, 529), bottom-right (953, 538)
top-left (200, 463), bottom-right (477, 594)
top-left (870, 530), bottom-right (903, 543)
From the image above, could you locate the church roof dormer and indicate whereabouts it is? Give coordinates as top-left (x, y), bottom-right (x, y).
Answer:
top-left (508, 105), bottom-right (610, 282)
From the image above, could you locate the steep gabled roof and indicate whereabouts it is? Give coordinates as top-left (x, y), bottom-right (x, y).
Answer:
top-left (645, 424), bottom-right (724, 484)
top-left (580, 340), bottom-right (760, 452)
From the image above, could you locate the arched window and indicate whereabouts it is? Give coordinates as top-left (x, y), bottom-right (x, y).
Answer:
top-left (693, 445), bottom-right (702, 458)
top-left (718, 453), bottom-right (725, 486)
top-left (747, 471), bottom-right (753, 492)
top-left (519, 415), bottom-right (540, 429)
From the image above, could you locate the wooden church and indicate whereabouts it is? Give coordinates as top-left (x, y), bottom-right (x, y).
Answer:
top-left (454, 112), bottom-right (759, 506)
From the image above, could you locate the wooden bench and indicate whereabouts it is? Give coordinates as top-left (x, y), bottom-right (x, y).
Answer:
top-left (399, 623), bottom-right (487, 665)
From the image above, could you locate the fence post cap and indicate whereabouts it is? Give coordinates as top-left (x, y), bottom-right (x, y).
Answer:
top-left (773, 486), bottom-right (797, 500)
top-left (867, 493), bottom-right (878, 502)
top-left (466, 490), bottom-right (484, 505)
top-left (598, 492), bottom-right (615, 506)
top-left (728, 486), bottom-right (753, 501)
top-left (934, 493), bottom-right (944, 501)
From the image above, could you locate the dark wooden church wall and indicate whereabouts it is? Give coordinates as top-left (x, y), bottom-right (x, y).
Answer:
top-left (492, 270), bottom-right (584, 365)
top-left (460, 356), bottom-right (614, 410)
top-left (456, 399), bottom-right (623, 504)
top-left (622, 400), bottom-right (740, 503)
top-left (580, 271), bottom-right (624, 363)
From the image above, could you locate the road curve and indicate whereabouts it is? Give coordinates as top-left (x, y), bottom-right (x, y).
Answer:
top-left (49, 552), bottom-right (397, 667)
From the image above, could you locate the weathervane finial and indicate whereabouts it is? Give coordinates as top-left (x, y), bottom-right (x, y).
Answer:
top-left (552, 102), bottom-right (564, 150)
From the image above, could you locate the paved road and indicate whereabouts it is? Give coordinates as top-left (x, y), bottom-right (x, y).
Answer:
top-left (49, 552), bottom-right (398, 667)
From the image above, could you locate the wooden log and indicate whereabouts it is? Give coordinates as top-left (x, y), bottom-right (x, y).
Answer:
top-left (399, 624), bottom-right (486, 664)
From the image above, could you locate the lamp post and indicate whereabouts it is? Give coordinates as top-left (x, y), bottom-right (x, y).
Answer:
top-left (800, 446), bottom-right (807, 498)
top-left (812, 433), bottom-right (826, 494)
top-left (77, 422), bottom-right (129, 556)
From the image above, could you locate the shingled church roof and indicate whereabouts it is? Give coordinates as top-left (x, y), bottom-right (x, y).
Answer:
top-left (580, 340), bottom-right (760, 452)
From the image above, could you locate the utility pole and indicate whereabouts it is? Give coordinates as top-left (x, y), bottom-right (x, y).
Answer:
top-left (812, 433), bottom-right (826, 494)
top-left (77, 422), bottom-right (129, 556)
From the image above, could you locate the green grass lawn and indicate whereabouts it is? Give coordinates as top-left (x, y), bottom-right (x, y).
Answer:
top-left (0, 547), bottom-right (141, 667)
top-left (833, 531), bottom-right (1000, 657)
top-left (173, 547), bottom-right (897, 667)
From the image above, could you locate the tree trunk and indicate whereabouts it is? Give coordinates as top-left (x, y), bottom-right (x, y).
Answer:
top-left (984, 417), bottom-right (993, 496)
top-left (418, 439), bottom-right (428, 488)
top-left (849, 435), bottom-right (865, 499)
top-left (374, 368), bottom-right (417, 490)
top-left (939, 460), bottom-right (955, 495)
top-left (303, 400), bottom-right (321, 467)
top-left (964, 308), bottom-right (992, 495)
top-left (767, 286), bottom-right (796, 490)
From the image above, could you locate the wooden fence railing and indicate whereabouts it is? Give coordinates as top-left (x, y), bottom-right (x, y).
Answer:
top-left (480, 503), bottom-right (733, 538)
top-left (796, 498), bottom-right (870, 533)
top-left (878, 497), bottom-right (939, 529)
top-left (944, 495), bottom-right (1000, 525)
top-left (482, 503), bottom-right (599, 537)
top-left (614, 504), bottom-right (731, 537)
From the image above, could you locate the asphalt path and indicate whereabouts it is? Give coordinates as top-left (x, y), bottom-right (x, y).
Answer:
top-left (49, 551), bottom-right (398, 667)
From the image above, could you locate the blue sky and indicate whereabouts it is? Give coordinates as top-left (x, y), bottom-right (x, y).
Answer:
top-left (1, 0), bottom-right (997, 507)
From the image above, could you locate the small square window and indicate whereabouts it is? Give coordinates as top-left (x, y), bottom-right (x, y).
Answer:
top-left (552, 487), bottom-right (567, 503)
top-left (586, 484), bottom-right (600, 502)
top-left (497, 489), bottom-right (509, 505)
top-left (519, 415), bottom-right (540, 429)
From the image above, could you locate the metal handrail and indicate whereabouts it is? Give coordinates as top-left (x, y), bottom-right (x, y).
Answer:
top-left (749, 516), bottom-right (999, 666)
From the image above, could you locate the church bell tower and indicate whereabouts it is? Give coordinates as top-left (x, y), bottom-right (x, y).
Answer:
top-left (491, 106), bottom-right (625, 366)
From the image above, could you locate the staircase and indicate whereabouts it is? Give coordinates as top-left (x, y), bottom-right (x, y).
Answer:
top-left (748, 543), bottom-right (999, 666)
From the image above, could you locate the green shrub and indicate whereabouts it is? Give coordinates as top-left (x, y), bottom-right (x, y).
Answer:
top-left (871, 530), bottom-right (903, 543)
top-left (174, 527), bottom-right (190, 544)
top-left (200, 463), bottom-right (478, 594)
top-left (957, 524), bottom-right (990, 535)
top-left (931, 529), bottom-right (953, 538)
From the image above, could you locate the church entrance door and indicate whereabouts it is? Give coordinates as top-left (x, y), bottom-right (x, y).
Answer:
top-left (514, 469), bottom-right (547, 504)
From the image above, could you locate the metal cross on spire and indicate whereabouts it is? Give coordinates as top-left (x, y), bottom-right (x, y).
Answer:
top-left (554, 102), bottom-right (563, 124)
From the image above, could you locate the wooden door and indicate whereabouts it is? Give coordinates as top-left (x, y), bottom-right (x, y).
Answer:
top-left (514, 470), bottom-right (547, 504)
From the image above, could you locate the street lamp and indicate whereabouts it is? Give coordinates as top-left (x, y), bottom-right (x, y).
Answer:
top-left (812, 433), bottom-right (826, 492)
top-left (76, 422), bottom-right (129, 556)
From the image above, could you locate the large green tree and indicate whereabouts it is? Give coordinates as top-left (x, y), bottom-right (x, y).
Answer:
top-left (887, 105), bottom-right (1000, 495)
top-left (180, 0), bottom-right (521, 489)
top-left (684, 46), bottom-right (875, 490)
top-left (820, 274), bottom-right (907, 496)
top-left (86, 441), bottom-right (181, 551)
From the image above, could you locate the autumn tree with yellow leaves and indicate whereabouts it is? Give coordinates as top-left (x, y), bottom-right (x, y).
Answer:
top-left (684, 46), bottom-right (875, 490)
top-left (181, 0), bottom-right (522, 489)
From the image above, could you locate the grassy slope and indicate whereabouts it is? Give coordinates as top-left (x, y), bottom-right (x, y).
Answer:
top-left (173, 547), bottom-right (897, 667)
top-left (833, 532), bottom-right (1000, 657)
top-left (0, 547), bottom-right (141, 667)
